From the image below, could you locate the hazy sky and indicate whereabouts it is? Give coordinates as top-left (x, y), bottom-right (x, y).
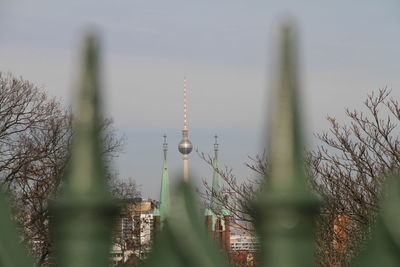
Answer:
top-left (0, 1), bottom-right (399, 199)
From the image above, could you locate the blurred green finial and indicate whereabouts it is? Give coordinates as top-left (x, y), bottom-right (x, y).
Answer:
top-left (0, 189), bottom-right (33, 266)
top-left (351, 174), bottom-right (400, 266)
top-left (268, 21), bottom-right (304, 196)
top-left (52, 32), bottom-right (117, 267)
top-left (256, 20), bottom-right (319, 267)
top-left (143, 182), bottom-right (229, 267)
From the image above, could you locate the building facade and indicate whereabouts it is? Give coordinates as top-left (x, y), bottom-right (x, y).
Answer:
top-left (112, 198), bottom-right (156, 265)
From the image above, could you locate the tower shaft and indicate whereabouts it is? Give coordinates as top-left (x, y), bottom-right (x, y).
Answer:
top-left (183, 155), bottom-right (189, 182)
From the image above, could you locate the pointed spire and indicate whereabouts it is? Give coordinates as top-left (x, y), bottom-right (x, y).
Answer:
top-left (159, 134), bottom-right (170, 225)
top-left (163, 134), bottom-right (168, 161)
top-left (267, 21), bottom-right (310, 197)
top-left (205, 135), bottom-right (229, 230)
top-left (211, 135), bottom-right (221, 198)
top-left (214, 134), bottom-right (218, 158)
top-left (66, 33), bottom-right (107, 195)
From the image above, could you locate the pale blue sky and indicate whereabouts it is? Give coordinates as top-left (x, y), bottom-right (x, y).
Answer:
top-left (0, 1), bottom-right (399, 199)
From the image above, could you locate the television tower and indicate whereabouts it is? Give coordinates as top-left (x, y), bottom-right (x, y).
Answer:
top-left (178, 77), bottom-right (193, 182)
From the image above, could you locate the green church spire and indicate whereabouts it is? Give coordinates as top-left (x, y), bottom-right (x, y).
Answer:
top-left (205, 135), bottom-right (229, 230)
top-left (158, 134), bottom-right (170, 226)
top-left (211, 135), bottom-right (221, 208)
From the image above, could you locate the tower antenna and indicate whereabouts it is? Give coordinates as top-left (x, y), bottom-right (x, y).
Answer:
top-left (183, 76), bottom-right (188, 130)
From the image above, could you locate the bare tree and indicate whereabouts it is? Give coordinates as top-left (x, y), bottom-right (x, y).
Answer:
top-left (111, 178), bottom-right (141, 200)
top-left (308, 88), bottom-right (400, 266)
top-left (0, 72), bottom-right (125, 266)
top-left (201, 88), bottom-right (400, 266)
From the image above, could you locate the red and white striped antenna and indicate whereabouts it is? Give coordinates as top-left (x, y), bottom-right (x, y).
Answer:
top-left (183, 77), bottom-right (188, 130)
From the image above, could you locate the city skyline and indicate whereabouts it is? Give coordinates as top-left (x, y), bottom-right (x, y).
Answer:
top-left (0, 1), bottom-right (399, 199)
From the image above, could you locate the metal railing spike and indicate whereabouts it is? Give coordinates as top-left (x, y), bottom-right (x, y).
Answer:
top-left (255, 21), bottom-right (320, 267)
top-left (51, 32), bottom-right (117, 267)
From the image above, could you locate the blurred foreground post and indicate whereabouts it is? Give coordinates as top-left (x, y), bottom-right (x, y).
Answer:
top-left (351, 175), bottom-right (400, 266)
top-left (51, 33), bottom-right (117, 267)
top-left (0, 190), bottom-right (33, 266)
top-left (256, 22), bottom-right (320, 267)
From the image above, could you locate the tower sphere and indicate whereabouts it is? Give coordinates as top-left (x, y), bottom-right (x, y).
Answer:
top-left (178, 139), bottom-right (193, 154)
top-left (178, 130), bottom-right (193, 155)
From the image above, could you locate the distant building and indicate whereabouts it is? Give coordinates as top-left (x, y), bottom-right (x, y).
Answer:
top-left (111, 198), bottom-right (156, 266)
top-left (230, 234), bottom-right (259, 252)
top-left (229, 224), bottom-right (259, 267)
